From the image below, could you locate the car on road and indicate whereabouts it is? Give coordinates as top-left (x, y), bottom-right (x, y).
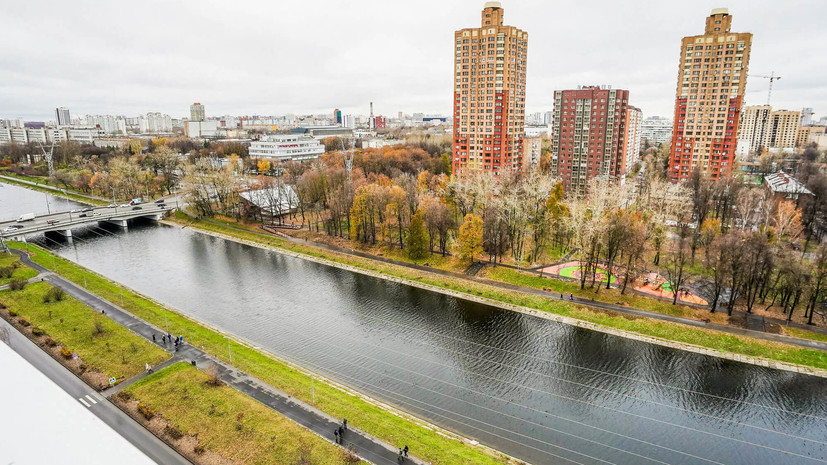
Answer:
top-left (154, 199), bottom-right (165, 204)
top-left (131, 206), bottom-right (142, 210)
top-left (3, 224), bottom-right (24, 232)
top-left (81, 207), bottom-right (93, 212)
top-left (17, 213), bottom-right (35, 222)
top-left (46, 219), bottom-right (61, 225)
top-left (71, 209), bottom-right (82, 213)
top-left (107, 203), bottom-right (118, 208)
top-left (120, 204), bottom-right (130, 208)
top-left (78, 213), bottom-right (88, 218)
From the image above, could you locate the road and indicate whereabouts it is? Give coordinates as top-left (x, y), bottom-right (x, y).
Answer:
top-left (0, 315), bottom-right (193, 465)
top-left (0, 201), bottom-right (171, 238)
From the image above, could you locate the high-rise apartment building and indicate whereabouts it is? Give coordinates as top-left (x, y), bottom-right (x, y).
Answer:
top-left (738, 105), bottom-right (800, 155)
top-left (623, 106), bottom-right (643, 168)
top-left (55, 107), bottom-right (71, 126)
top-left (640, 116), bottom-right (673, 145)
top-left (550, 86), bottom-right (631, 196)
top-left (190, 102), bottom-right (205, 122)
top-left (452, 2), bottom-right (528, 176)
top-left (669, 8), bottom-right (752, 182)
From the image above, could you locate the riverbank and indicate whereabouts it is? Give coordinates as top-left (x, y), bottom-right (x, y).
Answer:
top-left (0, 173), bottom-right (106, 206)
top-left (9, 241), bottom-right (519, 465)
top-left (166, 215), bottom-right (827, 377)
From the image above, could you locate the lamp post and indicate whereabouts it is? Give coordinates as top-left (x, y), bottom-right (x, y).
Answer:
top-left (45, 193), bottom-right (51, 214)
top-left (111, 187), bottom-right (117, 211)
top-left (225, 336), bottom-right (232, 363)
top-left (162, 308), bottom-right (169, 334)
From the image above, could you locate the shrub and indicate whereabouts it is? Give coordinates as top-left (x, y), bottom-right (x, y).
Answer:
top-left (93, 319), bottom-right (106, 335)
top-left (31, 327), bottom-right (46, 337)
top-left (59, 347), bottom-right (73, 359)
top-left (18, 317), bottom-right (30, 327)
top-left (8, 310), bottom-right (18, 317)
top-left (205, 365), bottom-right (223, 387)
top-left (115, 391), bottom-right (133, 402)
top-left (44, 336), bottom-right (57, 347)
top-left (42, 286), bottom-right (66, 303)
top-left (9, 279), bottom-right (26, 291)
top-left (0, 266), bottom-right (14, 279)
top-left (164, 425), bottom-right (184, 440)
top-left (137, 402), bottom-right (155, 420)
top-left (193, 444), bottom-right (205, 455)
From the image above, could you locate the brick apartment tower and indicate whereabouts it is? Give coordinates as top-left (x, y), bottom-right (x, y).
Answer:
top-left (550, 86), bottom-right (631, 196)
top-left (452, 2), bottom-right (528, 176)
top-left (669, 8), bottom-right (752, 182)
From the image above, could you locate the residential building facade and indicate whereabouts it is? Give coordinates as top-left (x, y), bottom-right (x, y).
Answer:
top-left (452, 1), bottom-right (528, 176)
top-left (550, 86), bottom-right (631, 196)
top-left (190, 102), bottom-right (205, 122)
top-left (55, 107), bottom-right (71, 126)
top-left (640, 116), bottom-right (673, 145)
top-left (623, 106), bottom-right (643, 167)
top-left (669, 8), bottom-right (752, 182)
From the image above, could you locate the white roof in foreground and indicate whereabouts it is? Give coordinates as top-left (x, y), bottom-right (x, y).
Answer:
top-left (764, 171), bottom-right (813, 195)
top-left (239, 185), bottom-right (299, 213)
top-left (0, 342), bottom-right (155, 465)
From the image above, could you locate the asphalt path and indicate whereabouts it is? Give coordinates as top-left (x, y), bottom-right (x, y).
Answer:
top-left (0, 314), bottom-right (193, 465)
top-left (12, 249), bottom-right (425, 465)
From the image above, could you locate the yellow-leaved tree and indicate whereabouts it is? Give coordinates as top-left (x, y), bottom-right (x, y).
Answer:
top-left (257, 159), bottom-right (271, 174)
top-left (457, 213), bottom-right (483, 264)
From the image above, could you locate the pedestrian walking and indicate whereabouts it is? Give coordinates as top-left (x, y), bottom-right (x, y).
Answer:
top-left (569, 293), bottom-right (573, 301)
top-left (561, 293), bottom-right (564, 299)
top-left (342, 418), bottom-right (347, 430)
top-left (403, 445), bottom-right (409, 457)
top-left (338, 425), bottom-right (344, 438)
top-left (145, 363), bottom-right (151, 373)
top-left (162, 335), bottom-right (166, 344)
top-left (398, 449), bottom-right (404, 463)
top-left (334, 428), bottom-right (339, 444)
top-left (152, 334), bottom-right (156, 342)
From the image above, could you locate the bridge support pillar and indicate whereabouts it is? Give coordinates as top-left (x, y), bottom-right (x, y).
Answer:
top-left (55, 229), bottom-right (72, 238)
top-left (101, 219), bottom-right (128, 229)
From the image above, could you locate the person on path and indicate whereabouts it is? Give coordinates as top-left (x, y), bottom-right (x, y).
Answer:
top-left (342, 418), bottom-right (347, 430)
top-left (569, 293), bottom-right (573, 301)
top-left (152, 334), bottom-right (156, 342)
top-left (167, 333), bottom-right (172, 343)
top-left (162, 335), bottom-right (166, 344)
top-left (398, 449), bottom-right (404, 463)
top-left (561, 293), bottom-right (563, 299)
top-left (145, 363), bottom-right (151, 373)
top-left (403, 445), bottom-right (409, 457)
top-left (334, 428), bottom-right (339, 444)
top-left (338, 425), bottom-right (344, 438)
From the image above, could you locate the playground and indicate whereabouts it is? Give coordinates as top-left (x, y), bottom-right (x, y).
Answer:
top-left (539, 261), bottom-right (617, 284)
top-left (538, 262), bottom-right (708, 306)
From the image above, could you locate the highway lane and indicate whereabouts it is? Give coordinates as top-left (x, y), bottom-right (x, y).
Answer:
top-left (0, 316), bottom-right (193, 465)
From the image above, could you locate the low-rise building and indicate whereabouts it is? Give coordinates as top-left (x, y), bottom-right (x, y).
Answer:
top-left (67, 128), bottom-right (105, 144)
top-left (249, 134), bottom-right (324, 162)
top-left (362, 138), bottom-right (404, 149)
top-left (764, 171), bottom-right (812, 203)
top-left (185, 120), bottom-right (218, 138)
top-left (797, 125), bottom-right (827, 148)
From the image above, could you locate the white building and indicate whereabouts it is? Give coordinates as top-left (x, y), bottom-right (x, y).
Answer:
top-left (249, 134), bottom-right (324, 162)
top-left (524, 125), bottom-right (550, 138)
top-left (55, 107), bottom-right (71, 126)
top-left (67, 128), bottom-right (104, 144)
top-left (185, 120), bottom-right (218, 138)
top-left (78, 115), bottom-right (126, 135)
top-left (640, 116), bottom-right (673, 145)
top-left (139, 112), bottom-right (173, 133)
top-left (0, 128), bottom-right (11, 143)
top-left (362, 138), bottom-right (404, 149)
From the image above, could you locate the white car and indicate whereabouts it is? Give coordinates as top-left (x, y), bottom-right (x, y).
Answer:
top-left (120, 204), bottom-right (131, 208)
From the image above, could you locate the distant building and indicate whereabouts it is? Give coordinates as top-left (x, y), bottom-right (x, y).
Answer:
top-left (522, 136), bottom-right (542, 167)
top-left (185, 120), bottom-right (217, 138)
top-left (801, 107), bottom-right (815, 127)
top-left (140, 113), bottom-right (173, 133)
top-left (452, 2), bottom-right (528, 176)
top-left (67, 128), bottom-right (104, 144)
top-left (374, 116), bottom-right (386, 129)
top-left (739, 106), bottom-right (800, 155)
top-left (623, 106), bottom-right (643, 167)
top-left (240, 185), bottom-right (299, 218)
top-left (334, 108), bottom-right (342, 124)
top-left (550, 85), bottom-right (632, 196)
top-left (190, 102), bottom-right (205, 122)
top-left (640, 116), bottom-right (673, 145)
top-left (798, 125), bottom-right (827, 148)
top-left (55, 107), bottom-right (71, 126)
top-left (669, 8), bottom-right (752, 182)
top-left (363, 138), bottom-right (404, 149)
top-left (77, 115), bottom-right (126, 135)
top-left (249, 134), bottom-right (324, 162)
top-left (291, 126), bottom-right (353, 140)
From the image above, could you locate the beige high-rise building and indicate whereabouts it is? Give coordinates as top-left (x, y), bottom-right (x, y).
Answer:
top-left (452, 2), bottom-right (528, 176)
top-left (798, 125), bottom-right (827, 148)
top-left (669, 8), bottom-right (752, 182)
top-left (738, 106), bottom-right (800, 155)
top-left (190, 102), bottom-right (205, 122)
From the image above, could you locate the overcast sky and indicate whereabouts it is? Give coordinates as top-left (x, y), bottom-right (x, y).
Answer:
top-left (1, 0), bottom-right (824, 121)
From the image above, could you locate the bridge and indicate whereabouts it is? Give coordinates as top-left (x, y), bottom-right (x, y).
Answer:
top-left (0, 202), bottom-right (171, 241)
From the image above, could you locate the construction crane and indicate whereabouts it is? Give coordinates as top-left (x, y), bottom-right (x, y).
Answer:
top-left (749, 71), bottom-right (781, 106)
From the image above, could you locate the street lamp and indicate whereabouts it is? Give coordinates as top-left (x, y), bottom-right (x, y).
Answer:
top-left (110, 187), bottom-right (117, 211)
top-left (225, 336), bottom-right (232, 363)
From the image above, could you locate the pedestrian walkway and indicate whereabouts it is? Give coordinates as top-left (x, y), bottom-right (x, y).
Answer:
top-left (11, 249), bottom-right (425, 465)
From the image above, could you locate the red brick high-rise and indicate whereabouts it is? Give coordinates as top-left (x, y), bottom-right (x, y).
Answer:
top-left (452, 2), bottom-right (528, 176)
top-left (550, 86), bottom-right (631, 196)
top-left (669, 8), bottom-right (752, 182)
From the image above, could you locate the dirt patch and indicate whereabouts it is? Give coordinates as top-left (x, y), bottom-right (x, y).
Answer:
top-left (113, 396), bottom-right (232, 465)
top-left (764, 321), bottom-right (783, 334)
top-left (727, 314), bottom-right (747, 328)
top-left (0, 307), bottom-right (110, 389)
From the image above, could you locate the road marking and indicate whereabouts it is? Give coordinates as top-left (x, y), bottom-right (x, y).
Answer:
top-left (85, 394), bottom-right (97, 404)
top-left (78, 397), bottom-right (91, 408)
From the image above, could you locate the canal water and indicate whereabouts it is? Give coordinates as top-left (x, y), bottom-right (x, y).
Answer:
top-left (4, 183), bottom-right (827, 465)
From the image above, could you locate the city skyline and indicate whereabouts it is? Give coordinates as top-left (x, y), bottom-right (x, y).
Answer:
top-left (1, 0), bottom-right (825, 121)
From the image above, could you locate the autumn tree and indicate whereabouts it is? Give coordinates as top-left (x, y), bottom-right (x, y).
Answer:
top-left (406, 209), bottom-right (430, 260)
top-left (457, 213), bottom-right (483, 264)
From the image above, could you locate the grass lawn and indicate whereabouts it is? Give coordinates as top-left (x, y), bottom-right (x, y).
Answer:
top-left (785, 327), bottom-right (827, 344)
top-left (0, 281), bottom-right (169, 380)
top-left (0, 251), bottom-right (38, 285)
top-left (11, 240), bottom-right (509, 465)
top-left (126, 363), bottom-right (357, 464)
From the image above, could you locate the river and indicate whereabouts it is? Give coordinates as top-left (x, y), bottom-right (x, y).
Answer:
top-left (4, 183), bottom-right (826, 465)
